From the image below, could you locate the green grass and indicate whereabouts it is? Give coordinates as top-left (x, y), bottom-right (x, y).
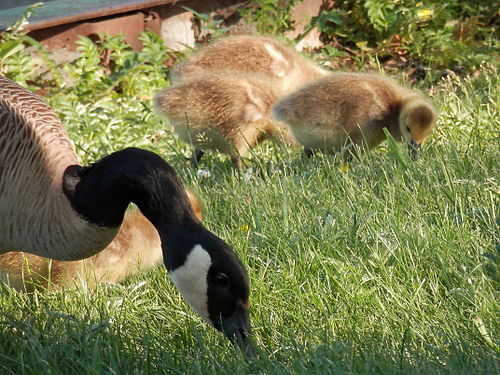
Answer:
top-left (1, 31), bottom-right (499, 375)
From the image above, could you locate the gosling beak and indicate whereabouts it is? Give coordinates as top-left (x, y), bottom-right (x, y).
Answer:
top-left (220, 302), bottom-right (255, 357)
top-left (408, 140), bottom-right (421, 160)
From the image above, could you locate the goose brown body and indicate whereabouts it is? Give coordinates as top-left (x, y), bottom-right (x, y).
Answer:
top-left (0, 192), bottom-right (202, 291)
top-left (171, 35), bottom-right (329, 93)
top-left (272, 72), bottom-right (436, 156)
top-left (0, 76), bottom-right (117, 260)
top-left (157, 35), bottom-right (330, 168)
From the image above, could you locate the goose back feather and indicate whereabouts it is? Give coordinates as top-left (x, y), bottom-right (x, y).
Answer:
top-left (0, 76), bottom-right (117, 260)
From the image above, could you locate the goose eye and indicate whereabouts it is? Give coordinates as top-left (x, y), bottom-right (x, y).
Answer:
top-left (214, 273), bottom-right (230, 287)
top-left (406, 126), bottom-right (411, 133)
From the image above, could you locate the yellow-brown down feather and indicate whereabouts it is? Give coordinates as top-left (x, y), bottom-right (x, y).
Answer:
top-left (272, 72), bottom-right (436, 153)
top-left (171, 35), bottom-right (328, 93)
top-left (155, 72), bottom-right (296, 162)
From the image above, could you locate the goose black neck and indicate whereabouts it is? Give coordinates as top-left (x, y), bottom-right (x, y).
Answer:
top-left (63, 147), bottom-right (197, 231)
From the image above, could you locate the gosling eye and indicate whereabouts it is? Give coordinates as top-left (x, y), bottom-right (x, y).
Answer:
top-left (214, 272), bottom-right (230, 287)
top-left (406, 126), bottom-right (411, 133)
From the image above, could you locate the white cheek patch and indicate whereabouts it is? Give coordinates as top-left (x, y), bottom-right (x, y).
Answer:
top-left (169, 245), bottom-right (212, 325)
top-left (264, 43), bottom-right (288, 78)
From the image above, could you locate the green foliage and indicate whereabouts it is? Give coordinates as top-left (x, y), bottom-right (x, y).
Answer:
top-left (182, 6), bottom-right (229, 40)
top-left (45, 32), bottom-right (171, 163)
top-left (0, 3), bottom-right (44, 86)
top-left (364, 0), bottom-right (397, 34)
top-left (308, 0), bottom-right (499, 76)
top-left (239, 0), bottom-right (299, 35)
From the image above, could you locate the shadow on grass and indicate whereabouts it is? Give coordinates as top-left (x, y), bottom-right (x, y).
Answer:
top-left (0, 311), bottom-right (498, 375)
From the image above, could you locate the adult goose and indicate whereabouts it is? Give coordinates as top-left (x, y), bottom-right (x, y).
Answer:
top-left (0, 75), bottom-right (253, 354)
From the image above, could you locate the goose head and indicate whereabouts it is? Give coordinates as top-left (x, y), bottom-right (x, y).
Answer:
top-left (62, 147), bottom-right (254, 355)
top-left (399, 96), bottom-right (436, 160)
top-left (165, 229), bottom-right (253, 355)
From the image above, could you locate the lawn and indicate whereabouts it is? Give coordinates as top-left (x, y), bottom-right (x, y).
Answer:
top-left (0, 3), bottom-right (499, 374)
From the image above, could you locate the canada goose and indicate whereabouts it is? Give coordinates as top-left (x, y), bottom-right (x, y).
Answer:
top-left (272, 72), bottom-right (437, 159)
top-left (0, 75), bottom-right (253, 354)
top-left (171, 34), bottom-right (329, 94)
top-left (0, 191), bottom-right (203, 291)
top-left (155, 72), bottom-right (296, 169)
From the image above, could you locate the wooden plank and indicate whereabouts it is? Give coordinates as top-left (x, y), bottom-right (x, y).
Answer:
top-left (0, 0), bottom-right (176, 32)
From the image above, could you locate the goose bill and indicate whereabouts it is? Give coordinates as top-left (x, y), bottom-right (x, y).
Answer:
top-left (408, 140), bottom-right (421, 160)
top-left (220, 303), bottom-right (255, 357)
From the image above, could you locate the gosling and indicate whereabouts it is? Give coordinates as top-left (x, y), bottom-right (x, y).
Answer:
top-left (171, 34), bottom-right (329, 94)
top-left (155, 72), bottom-right (296, 169)
top-left (272, 72), bottom-right (437, 159)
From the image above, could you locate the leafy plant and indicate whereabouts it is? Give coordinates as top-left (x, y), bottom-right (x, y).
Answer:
top-left (41, 31), bottom-right (173, 163)
top-left (306, 0), bottom-right (499, 79)
top-left (0, 3), bottom-right (44, 86)
top-left (239, 0), bottom-right (299, 35)
top-left (181, 6), bottom-right (228, 41)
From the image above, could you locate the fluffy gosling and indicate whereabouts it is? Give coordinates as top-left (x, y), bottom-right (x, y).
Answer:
top-left (171, 34), bottom-right (329, 94)
top-left (272, 72), bottom-right (437, 159)
top-left (155, 72), bottom-right (295, 169)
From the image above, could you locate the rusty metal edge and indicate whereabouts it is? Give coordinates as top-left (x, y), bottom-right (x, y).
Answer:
top-left (2, 0), bottom-right (181, 32)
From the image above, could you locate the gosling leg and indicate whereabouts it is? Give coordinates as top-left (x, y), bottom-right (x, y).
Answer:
top-left (190, 148), bottom-right (205, 167)
top-left (231, 155), bottom-right (243, 170)
top-left (304, 148), bottom-right (315, 158)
